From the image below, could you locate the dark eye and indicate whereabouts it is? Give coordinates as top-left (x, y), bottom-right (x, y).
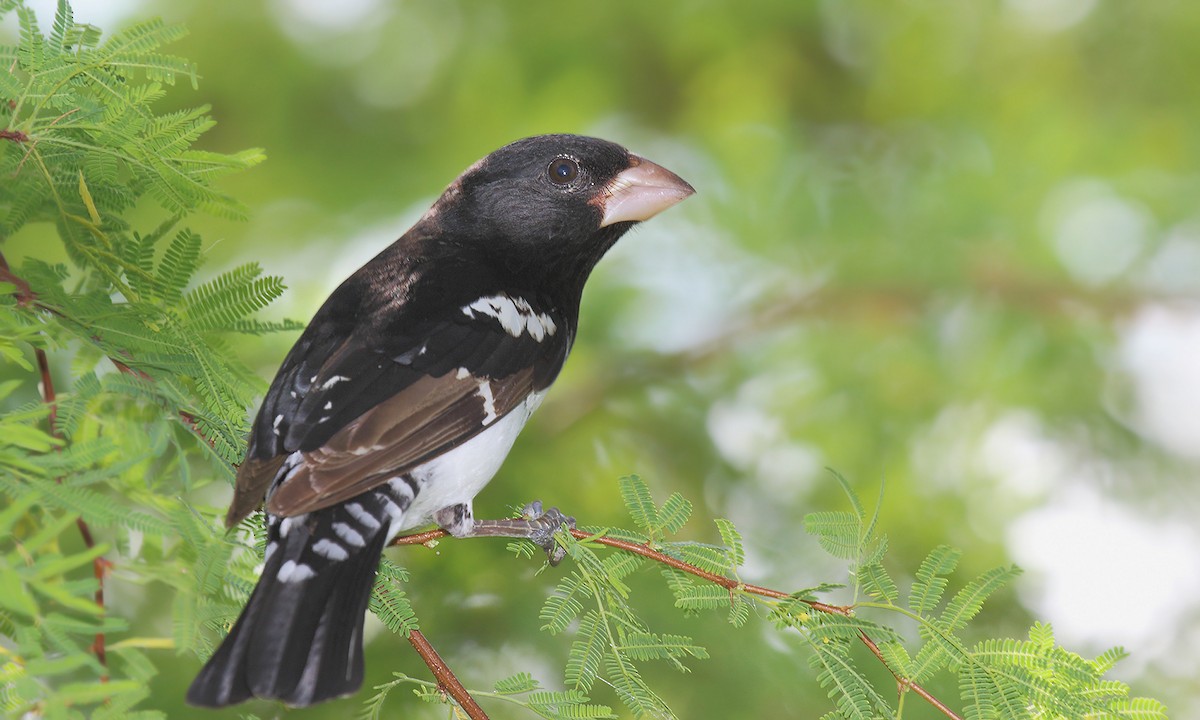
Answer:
top-left (547, 157), bottom-right (579, 185)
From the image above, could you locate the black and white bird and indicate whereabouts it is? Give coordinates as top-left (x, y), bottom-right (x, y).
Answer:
top-left (187, 134), bottom-right (694, 708)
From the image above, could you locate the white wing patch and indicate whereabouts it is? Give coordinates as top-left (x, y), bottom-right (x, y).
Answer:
top-left (462, 294), bottom-right (557, 341)
top-left (476, 380), bottom-right (498, 425)
top-left (320, 375), bottom-right (351, 391)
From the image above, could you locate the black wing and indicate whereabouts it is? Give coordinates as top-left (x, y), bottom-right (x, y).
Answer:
top-left (226, 270), bottom-right (569, 526)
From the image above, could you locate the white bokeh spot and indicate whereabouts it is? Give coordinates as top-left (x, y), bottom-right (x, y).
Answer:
top-left (1006, 0), bottom-right (1098, 33)
top-left (1008, 485), bottom-right (1200, 667)
top-left (1117, 304), bottom-right (1200, 459)
top-left (1042, 180), bottom-right (1151, 286)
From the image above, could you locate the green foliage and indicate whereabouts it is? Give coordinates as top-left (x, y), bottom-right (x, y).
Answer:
top-left (1, 3), bottom-right (1177, 720)
top-left (488, 474), bottom-right (1164, 719)
top-left (0, 1), bottom-right (278, 716)
top-left (361, 671), bottom-right (615, 720)
top-left (366, 557), bottom-right (418, 637)
top-left (797, 480), bottom-right (1165, 720)
top-left (0, 0), bottom-right (263, 239)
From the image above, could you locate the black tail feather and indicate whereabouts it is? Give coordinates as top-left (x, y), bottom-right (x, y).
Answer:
top-left (187, 527), bottom-right (388, 708)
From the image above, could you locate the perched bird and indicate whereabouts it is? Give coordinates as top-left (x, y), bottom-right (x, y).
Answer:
top-left (187, 134), bottom-right (694, 708)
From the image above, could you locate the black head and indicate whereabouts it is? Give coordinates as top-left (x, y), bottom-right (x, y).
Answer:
top-left (428, 134), bottom-right (694, 288)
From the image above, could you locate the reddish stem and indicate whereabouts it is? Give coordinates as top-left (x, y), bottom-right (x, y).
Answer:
top-left (0, 252), bottom-right (36, 306)
top-left (407, 629), bottom-right (490, 720)
top-left (35, 348), bottom-right (109, 681)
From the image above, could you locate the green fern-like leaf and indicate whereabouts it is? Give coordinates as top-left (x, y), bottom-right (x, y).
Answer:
top-left (804, 510), bottom-right (860, 560)
top-left (601, 550), bottom-right (645, 584)
top-left (808, 640), bottom-right (881, 720)
top-left (808, 613), bottom-right (901, 646)
top-left (182, 263), bottom-right (286, 331)
top-left (939, 565), bottom-right (1020, 632)
top-left (713, 517), bottom-right (744, 567)
top-left (618, 631), bottom-right (707, 665)
top-left (47, 0), bottom-right (72, 54)
top-left (1114, 696), bottom-right (1168, 720)
top-left (541, 573), bottom-right (586, 634)
top-left (671, 584), bottom-right (731, 611)
top-left (658, 566), bottom-right (695, 603)
top-left (907, 632), bottom-right (960, 683)
top-left (727, 595), bottom-right (750, 627)
top-left (1091, 644), bottom-right (1128, 675)
top-left (2, 473), bottom-right (171, 535)
top-left (858, 561), bottom-right (898, 603)
top-left (828, 468), bottom-right (866, 522)
top-left (17, 7), bottom-right (45, 72)
top-left (875, 640), bottom-right (912, 679)
top-left (909, 544), bottom-right (961, 617)
top-left (526, 689), bottom-right (616, 720)
top-left (604, 651), bottom-right (672, 720)
top-left (227, 317), bottom-right (307, 336)
top-left (565, 610), bottom-right (605, 692)
top-left (367, 583), bottom-right (417, 638)
top-left (663, 541), bottom-right (732, 575)
top-left (618, 474), bottom-right (659, 536)
top-left (368, 557), bottom-right (417, 636)
top-left (655, 492), bottom-right (691, 536)
top-left (958, 662), bottom-right (1032, 720)
top-left (156, 229), bottom-right (201, 303)
top-left (493, 671), bottom-right (540, 694)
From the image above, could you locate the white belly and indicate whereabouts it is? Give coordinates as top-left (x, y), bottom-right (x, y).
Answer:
top-left (391, 390), bottom-right (545, 535)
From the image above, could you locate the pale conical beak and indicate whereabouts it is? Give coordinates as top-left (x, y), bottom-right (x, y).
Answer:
top-left (596, 155), bottom-right (695, 227)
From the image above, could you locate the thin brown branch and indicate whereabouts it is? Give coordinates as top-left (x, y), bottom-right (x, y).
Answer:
top-left (857, 630), bottom-right (961, 719)
top-left (35, 348), bottom-right (109, 681)
top-left (390, 529), bottom-right (453, 547)
top-left (107, 357), bottom-right (214, 447)
top-left (0, 251), bottom-right (37, 307)
top-left (0, 128), bottom-right (29, 143)
top-left (407, 629), bottom-right (489, 720)
top-left (390, 524), bottom-right (961, 720)
top-left (563, 529), bottom-right (855, 617)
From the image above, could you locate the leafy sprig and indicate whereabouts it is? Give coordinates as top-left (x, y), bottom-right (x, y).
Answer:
top-left (1, 1), bottom-right (281, 716)
top-left (0, 0), bottom-right (264, 239)
top-left (388, 475), bottom-right (1166, 720)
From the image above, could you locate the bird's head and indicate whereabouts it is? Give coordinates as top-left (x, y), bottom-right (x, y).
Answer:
top-left (426, 134), bottom-right (694, 286)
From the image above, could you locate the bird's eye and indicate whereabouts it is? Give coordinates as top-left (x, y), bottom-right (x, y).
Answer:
top-left (547, 157), bottom-right (579, 185)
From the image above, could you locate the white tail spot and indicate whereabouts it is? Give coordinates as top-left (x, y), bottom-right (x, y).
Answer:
top-left (333, 521), bottom-right (365, 547)
top-left (278, 559), bottom-right (316, 582)
top-left (312, 539), bottom-right (349, 561)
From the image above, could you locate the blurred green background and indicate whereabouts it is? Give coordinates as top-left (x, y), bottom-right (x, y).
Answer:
top-left (6, 0), bottom-right (1200, 717)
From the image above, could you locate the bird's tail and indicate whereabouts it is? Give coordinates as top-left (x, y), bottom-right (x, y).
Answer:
top-left (187, 485), bottom-right (404, 708)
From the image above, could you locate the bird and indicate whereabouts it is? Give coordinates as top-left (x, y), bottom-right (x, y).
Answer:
top-left (186, 134), bottom-right (694, 708)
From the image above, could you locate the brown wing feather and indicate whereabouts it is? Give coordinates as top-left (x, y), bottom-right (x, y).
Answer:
top-left (263, 366), bottom-right (535, 517)
top-left (226, 456), bottom-right (285, 528)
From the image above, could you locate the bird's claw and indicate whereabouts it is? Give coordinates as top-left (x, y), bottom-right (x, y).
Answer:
top-left (521, 501), bottom-right (575, 566)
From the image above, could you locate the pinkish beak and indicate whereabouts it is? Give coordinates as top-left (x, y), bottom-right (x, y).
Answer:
top-left (597, 155), bottom-right (695, 227)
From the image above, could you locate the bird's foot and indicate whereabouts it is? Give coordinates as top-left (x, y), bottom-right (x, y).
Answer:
top-left (464, 500), bottom-right (575, 565)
